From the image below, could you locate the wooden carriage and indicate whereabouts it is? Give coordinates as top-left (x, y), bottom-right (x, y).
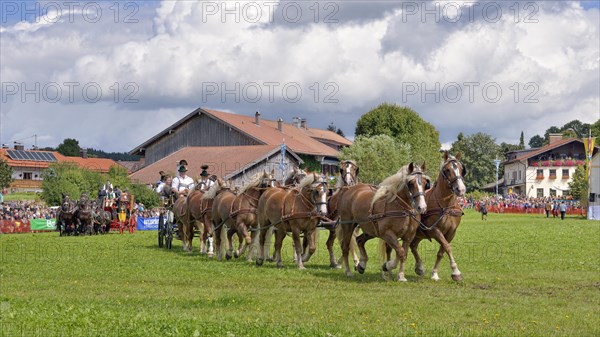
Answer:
top-left (103, 192), bottom-right (136, 234)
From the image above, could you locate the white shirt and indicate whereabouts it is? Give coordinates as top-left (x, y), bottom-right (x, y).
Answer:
top-left (155, 182), bottom-right (168, 194)
top-left (197, 179), bottom-right (215, 192)
top-left (172, 175), bottom-right (195, 192)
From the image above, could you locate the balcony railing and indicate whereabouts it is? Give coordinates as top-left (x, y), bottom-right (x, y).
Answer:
top-left (530, 159), bottom-right (585, 167)
top-left (536, 174), bottom-right (544, 180)
top-left (549, 174), bottom-right (557, 179)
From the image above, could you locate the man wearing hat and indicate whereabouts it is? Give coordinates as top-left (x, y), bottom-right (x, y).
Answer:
top-left (197, 164), bottom-right (215, 191)
top-left (171, 164), bottom-right (195, 197)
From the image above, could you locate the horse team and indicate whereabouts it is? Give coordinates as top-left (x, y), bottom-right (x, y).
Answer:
top-left (170, 151), bottom-right (467, 282)
top-left (57, 193), bottom-right (131, 236)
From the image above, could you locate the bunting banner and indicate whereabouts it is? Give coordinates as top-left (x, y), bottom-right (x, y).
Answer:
top-left (583, 136), bottom-right (596, 180)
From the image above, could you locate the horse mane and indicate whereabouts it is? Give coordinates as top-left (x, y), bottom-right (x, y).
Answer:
top-left (296, 173), bottom-right (317, 191)
top-left (239, 172), bottom-right (266, 194)
top-left (372, 165), bottom-right (411, 206)
top-left (202, 179), bottom-right (222, 199)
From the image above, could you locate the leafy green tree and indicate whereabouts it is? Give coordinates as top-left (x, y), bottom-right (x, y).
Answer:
top-left (0, 158), bottom-right (13, 189)
top-left (298, 154), bottom-right (322, 173)
top-left (355, 103), bottom-right (441, 169)
top-left (339, 135), bottom-right (411, 185)
top-left (56, 138), bottom-right (81, 157)
top-left (529, 135), bottom-right (545, 148)
top-left (130, 184), bottom-right (159, 208)
top-left (568, 165), bottom-right (588, 201)
top-left (107, 165), bottom-right (131, 190)
top-left (519, 131), bottom-right (525, 149)
top-left (450, 132), bottom-right (502, 192)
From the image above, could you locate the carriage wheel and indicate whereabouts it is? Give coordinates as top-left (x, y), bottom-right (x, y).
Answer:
top-left (158, 214), bottom-right (165, 248)
top-left (166, 221), bottom-right (173, 250)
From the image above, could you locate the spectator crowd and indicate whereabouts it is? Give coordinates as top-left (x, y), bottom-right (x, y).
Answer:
top-left (465, 193), bottom-right (583, 216)
top-left (0, 201), bottom-right (58, 221)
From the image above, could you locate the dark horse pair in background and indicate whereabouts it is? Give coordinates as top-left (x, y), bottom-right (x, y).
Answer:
top-left (57, 193), bottom-right (97, 236)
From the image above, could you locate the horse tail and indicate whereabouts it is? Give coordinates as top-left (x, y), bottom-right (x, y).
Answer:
top-left (219, 220), bottom-right (228, 258)
top-left (349, 228), bottom-right (359, 259)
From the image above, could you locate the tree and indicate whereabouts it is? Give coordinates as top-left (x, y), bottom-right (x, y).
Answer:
top-left (543, 126), bottom-right (561, 144)
top-left (327, 122), bottom-right (345, 137)
top-left (130, 183), bottom-right (159, 209)
top-left (450, 132), bottom-right (502, 192)
top-left (568, 165), bottom-right (588, 201)
top-left (56, 138), bottom-right (81, 157)
top-left (519, 131), bottom-right (525, 149)
top-left (529, 135), bottom-right (545, 148)
top-left (0, 158), bottom-right (13, 189)
top-left (339, 135), bottom-right (411, 185)
top-left (355, 103), bottom-right (441, 169)
top-left (589, 119), bottom-right (600, 138)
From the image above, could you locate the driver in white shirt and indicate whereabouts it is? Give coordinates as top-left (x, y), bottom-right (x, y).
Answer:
top-left (171, 165), bottom-right (195, 197)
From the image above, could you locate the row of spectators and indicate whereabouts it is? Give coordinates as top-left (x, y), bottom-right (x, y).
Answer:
top-left (465, 194), bottom-right (583, 211)
top-left (0, 201), bottom-right (58, 221)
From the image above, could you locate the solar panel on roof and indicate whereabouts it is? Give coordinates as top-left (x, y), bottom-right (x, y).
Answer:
top-left (5, 149), bottom-right (57, 162)
top-left (31, 152), bottom-right (43, 161)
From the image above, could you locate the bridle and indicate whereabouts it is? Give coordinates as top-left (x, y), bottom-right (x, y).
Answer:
top-left (406, 172), bottom-right (429, 208)
top-left (441, 159), bottom-right (465, 194)
top-left (310, 181), bottom-right (329, 214)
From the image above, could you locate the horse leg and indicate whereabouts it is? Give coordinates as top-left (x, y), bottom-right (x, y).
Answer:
top-left (336, 224), bottom-right (353, 277)
top-left (291, 226), bottom-right (305, 269)
top-left (326, 229), bottom-right (339, 268)
top-left (237, 224), bottom-right (250, 258)
top-left (351, 227), bottom-right (360, 268)
top-left (355, 231), bottom-right (374, 274)
top-left (204, 215), bottom-right (214, 258)
top-left (430, 230), bottom-right (462, 281)
top-left (410, 238), bottom-right (426, 276)
top-left (256, 224), bottom-right (267, 266)
top-left (274, 226), bottom-right (287, 268)
top-left (302, 229), bottom-right (317, 263)
top-left (226, 228), bottom-right (235, 260)
top-left (396, 238), bottom-right (412, 282)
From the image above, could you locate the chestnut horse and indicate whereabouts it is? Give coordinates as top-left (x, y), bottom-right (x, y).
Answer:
top-left (205, 178), bottom-right (236, 260)
top-left (409, 152), bottom-right (467, 281)
top-left (256, 173), bottom-right (329, 269)
top-left (228, 170), bottom-right (276, 261)
top-left (321, 160), bottom-right (360, 268)
top-left (186, 186), bottom-right (214, 256)
top-left (337, 163), bottom-right (429, 280)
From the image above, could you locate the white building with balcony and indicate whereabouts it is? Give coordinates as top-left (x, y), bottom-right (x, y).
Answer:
top-left (503, 134), bottom-right (598, 198)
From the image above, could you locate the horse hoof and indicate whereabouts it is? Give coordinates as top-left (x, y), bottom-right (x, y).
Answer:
top-left (356, 264), bottom-right (365, 274)
top-left (381, 262), bottom-right (389, 272)
top-left (266, 258), bottom-right (274, 263)
top-left (398, 277), bottom-right (408, 282)
top-left (226, 253), bottom-right (232, 260)
top-left (234, 252), bottom-right (239, 259)
top-left (256, 259), bottom-right (264, 266)
top-left (451, 274), bottom-right (463, 282)
top-left (330, 262), bottom-right (340, 269)
top-left (207, 253), bottom-right (214, 258)
top-left (415, 267), bottom-right (425, 276)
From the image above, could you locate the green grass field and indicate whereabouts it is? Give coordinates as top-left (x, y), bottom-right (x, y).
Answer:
top-left (1, 210), bottom-right (599, 337)
top-left (1, 192), bottom-right (40, 202)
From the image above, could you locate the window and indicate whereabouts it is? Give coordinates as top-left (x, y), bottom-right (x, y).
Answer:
top-left (536, 169), bottom-right (544, 180)
top-left (518, 170), bottom-right (522, 181)
top-left (550, 189), bottom-right (557, 197)
top-left (549, 169), bottom-right (557, 179)
top-left (562, 169), bottom-right (569, 179)
top-left (23, 172), bottom-right (32, 180)
top-left (537, 188), bottom-right (544, 198)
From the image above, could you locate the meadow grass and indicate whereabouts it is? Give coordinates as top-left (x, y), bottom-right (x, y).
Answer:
top-left (0, 210), bottom-right (598, 336)
top-left (1, 192), bottom-right (40, 202)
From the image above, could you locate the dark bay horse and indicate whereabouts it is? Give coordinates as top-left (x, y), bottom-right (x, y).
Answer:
top-left (337, 163), bottom-right (429, 280)
top-left (228, 170), bottom-right (276, 261)
top-left (57, 194), bottom-right (76, 236)
top-left (256, 173), bottom-right (329, 269)
top-left (410, 152), bottom-right (467, 281)
top-left (205, 179), bottom-right (236, 260)
top-left (75, 195), bottom-right (93, 235)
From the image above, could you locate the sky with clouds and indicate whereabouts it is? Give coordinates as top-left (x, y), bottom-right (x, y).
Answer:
top-left (0, 0), bottom-right (598, 152)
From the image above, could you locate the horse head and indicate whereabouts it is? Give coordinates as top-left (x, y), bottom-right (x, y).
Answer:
top-left (299, 173), bottom-right (329, 215)
top-left (405, 162), bottom-right (430, 214)
top-left (340, 160), bottom-right (359, 186)
top-left (260, 169), bottom-right (277, 188)
top-left (440, 151), bottom-right (467, 197)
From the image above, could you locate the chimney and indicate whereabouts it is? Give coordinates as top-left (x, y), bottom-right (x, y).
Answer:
top-left (254, 111), bottom-right (260, 125)
top-left (292, 117), bottom-right (300, 128)
top-left (549, 133), bottom-right (563, 144)
top-left (80, 148), bottom-right (88, 158)
top-left (277, 118), bottom-right (283, 132)
top-left (13, 142), bottom-right (24, 151)
top-left (300, 118), bottom-right (307, 129)
top-left (2, 144), bottom-right (9, 149)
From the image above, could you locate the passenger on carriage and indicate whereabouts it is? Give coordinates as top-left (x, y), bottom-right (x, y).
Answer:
top-left (196, 165), bottom-right (216, 191)
top-left (171, 165), bottom-right (194, 198)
